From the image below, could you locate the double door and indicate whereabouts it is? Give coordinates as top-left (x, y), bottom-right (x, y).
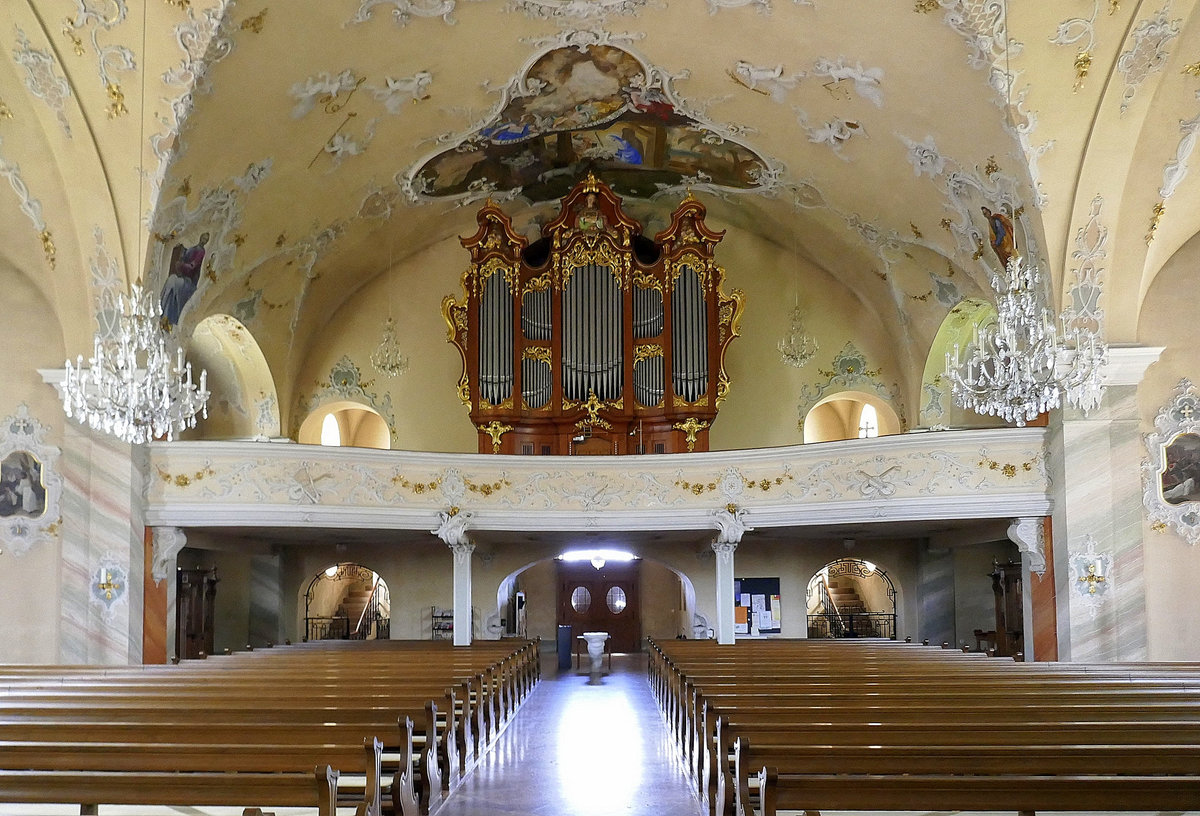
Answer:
top-left (557, 560), bottom-right (640, 653)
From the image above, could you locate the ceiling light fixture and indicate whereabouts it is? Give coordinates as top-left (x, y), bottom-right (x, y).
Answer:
top-left (58, 9), bottom-right (209, 444)
top-left (943, 2), bottom-right (1106, 426)
top-left (371, 229), bottom-right (409, 377)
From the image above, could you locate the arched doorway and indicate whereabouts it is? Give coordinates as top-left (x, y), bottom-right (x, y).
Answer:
top-left (805, 557), bottom-right (897, 639)
top-left (489, 551), bottom-right (705, 652)
top-left (557, 553), bottom-right (641, 653)
top-left (302, 562), bottom-right (391, 641)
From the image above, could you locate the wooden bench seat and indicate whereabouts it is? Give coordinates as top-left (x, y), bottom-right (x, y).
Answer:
top-left (0, 766), bottom-right (347, 816)
top-left (0, 639), bottom-right (539, 816)
top-left (648, 637), bottom-right (1200, 816)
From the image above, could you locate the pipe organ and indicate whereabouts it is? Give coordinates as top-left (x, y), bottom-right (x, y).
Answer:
top-left (443, 174), bottom-right (744, 455)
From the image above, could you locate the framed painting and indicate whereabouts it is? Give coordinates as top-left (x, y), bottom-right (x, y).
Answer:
top-left (0, 404), bottom-right (62, 556)
top-left (1143, 379), bottom-right (1200, 545)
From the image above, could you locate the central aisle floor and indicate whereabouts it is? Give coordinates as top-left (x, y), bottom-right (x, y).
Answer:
top-left (437, 651), bottom-right (708, 816)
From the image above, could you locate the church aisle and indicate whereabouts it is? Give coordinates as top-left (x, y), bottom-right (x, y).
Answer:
top-left (438, 651), bottom-right (707, 816)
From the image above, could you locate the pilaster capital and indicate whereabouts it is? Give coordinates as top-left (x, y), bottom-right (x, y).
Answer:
top-left (1007, 516), bottom-right (1046, 576)
top-left (449, 540), bottom-right (476, 565)
top-left (711, 540), bottom-right (738, 563)
top-left (151, 526), bottom-right (187, 585)
top-left (712, 504), bottom-right (753, 546)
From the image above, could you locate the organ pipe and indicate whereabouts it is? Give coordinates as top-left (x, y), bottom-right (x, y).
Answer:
top-left (450, 174), bottom-right (743, 454)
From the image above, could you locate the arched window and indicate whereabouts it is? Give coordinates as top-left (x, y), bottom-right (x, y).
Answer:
top-left (320, 414), bottom-right (341, 447)
top-left (299, 401), bottom-right (391, 450)
top-left (857, 404), bottom-right (878, 438)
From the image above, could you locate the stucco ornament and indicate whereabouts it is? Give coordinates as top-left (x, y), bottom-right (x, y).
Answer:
top-left (0, 137), bottom-right (51, 271)
top-left (90, 552), bottom-right (128, 622)
top-left (1158, 103), bottom-right (1200, 200)
top-left (0, 404), bottom-right (63, 557)
top-left (440, 468), bottom-right (467, 506)
top-left (370, 72), bottom-right (433, 113)
top-left (1142, 379), bottom-right (1200, 546)
top-left (713, 505), bottom-right (753, 545)
top-left (347, 0), bottom-right (462, 26)
top-left (151, 527), bottom-right (188, 584)
top-left (291, 70), bottom-right (361, 118)
top-left (796, 342), bottom-right (904, 432)
top-left (810, 57), bottom-right (883, 107)
top-left (507, 0), bottom-right (657, 23)
top-left (1116, 5), bottom-right (1180, 114)
top-left (1007, 516), bottom-right (1045, 576)
top-left (12, 29), bottom-right (73, 137)
top-left (731, 61), bottom-right (803, 102)
top-left (433, 508), bottom-right (474, 547)
top-left (899, 134), bottom-right (946, 178)
top-left (1069, 535), bottom-right (1112, 620)
top-left (154, 0), bottom-right (237, 198)
top-left (63, 0), bottom-right (136, 112)
top-left (296, 356), bottom-right (396, 443)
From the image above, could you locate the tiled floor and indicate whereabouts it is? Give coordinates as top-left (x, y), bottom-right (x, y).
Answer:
top-left (438, 651), bottom-right (707, 816)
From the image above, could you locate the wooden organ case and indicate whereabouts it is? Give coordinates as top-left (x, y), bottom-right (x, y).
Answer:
top-left (443, 175), bottom-right (744, 455)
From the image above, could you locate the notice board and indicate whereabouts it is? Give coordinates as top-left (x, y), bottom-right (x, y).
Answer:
top-left (734, 577), bottom-right (782, 636)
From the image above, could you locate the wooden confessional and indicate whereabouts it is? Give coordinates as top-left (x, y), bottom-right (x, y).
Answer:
top-left (443, 174), bottom-right (745, 455)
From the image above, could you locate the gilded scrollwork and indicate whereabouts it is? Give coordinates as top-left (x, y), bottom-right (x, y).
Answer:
top-left (634, 344), bottom-right (663, 363)
top-left (523, 346), bottom-right (553, 364)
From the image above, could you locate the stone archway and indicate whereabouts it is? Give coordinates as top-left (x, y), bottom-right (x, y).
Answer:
top-left (300, 562), bottom-right (391, 641)
top-left (805, 557), bottom-right (897, 639)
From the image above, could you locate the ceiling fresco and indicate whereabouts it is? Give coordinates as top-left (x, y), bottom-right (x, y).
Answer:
top-left (409, 44), bottom-right (771, 203)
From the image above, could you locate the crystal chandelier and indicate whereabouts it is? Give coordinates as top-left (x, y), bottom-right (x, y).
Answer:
top-left (778, 306), bottom-right (819, 368)
top-left (370, 316), bottom-right (409, 377)
top-left (61, 283), bottom-right (209, 444)
top-left (945, 255), bottom-right (1107, 426)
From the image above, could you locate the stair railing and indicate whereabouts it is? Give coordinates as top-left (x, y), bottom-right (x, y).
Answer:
top-left (351, 577), bottom-right (383, 639)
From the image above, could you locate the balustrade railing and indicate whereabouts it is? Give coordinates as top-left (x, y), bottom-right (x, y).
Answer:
top-left (807, 612), bottom-right (896, 640)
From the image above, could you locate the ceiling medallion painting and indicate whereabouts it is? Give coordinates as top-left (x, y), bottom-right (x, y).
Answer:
top-left (405, 43), bottom-right (774, 205)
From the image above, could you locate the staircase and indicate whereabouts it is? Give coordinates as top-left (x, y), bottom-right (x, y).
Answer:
top-left (338, 587), bottom-right (374, 631)
top-left (825, 580), bottom-right (865, 616)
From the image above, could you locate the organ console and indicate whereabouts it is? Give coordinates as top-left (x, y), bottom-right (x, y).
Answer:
top-left (443, 174), bottom-right (744, 455)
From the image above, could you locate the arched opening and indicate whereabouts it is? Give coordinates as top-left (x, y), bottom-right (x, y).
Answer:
top-left (489, 553), bottom-right (704, 652)
top-left (187, 314), bottom-right (281, 439)
top-left (298, 400), bottom-right (391, 449)
top-left (803, 390), bottom-right (901, 443)
top-left (920, 298), bottom-right (1006, 429)
top-left (805, 557), bottom-right (897, 639)
top-left (302, 562), bottom-right (391, 641)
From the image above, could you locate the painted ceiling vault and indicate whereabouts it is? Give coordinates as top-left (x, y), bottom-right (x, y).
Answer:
top-left (3, 0), bottom-right (1199, 444)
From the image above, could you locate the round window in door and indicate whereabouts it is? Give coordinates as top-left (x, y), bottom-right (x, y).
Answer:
top-left (606, 586), bottom-right (627, 614)
top-left (570, 586), bottom-right (592, 613)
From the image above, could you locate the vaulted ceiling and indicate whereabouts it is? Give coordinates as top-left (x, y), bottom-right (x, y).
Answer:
top-left (3, 0), bottom-right (1198, 437)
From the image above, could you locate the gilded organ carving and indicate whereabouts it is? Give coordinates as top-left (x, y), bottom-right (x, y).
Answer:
top-left (444, 174), bottom-right (744, 454)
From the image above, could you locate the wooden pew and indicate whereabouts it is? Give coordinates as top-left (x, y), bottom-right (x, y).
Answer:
top-left (0, 639), bottom-right (539, 816)
top-left (647, 637), bottom-right (1200, 816)
top-left (735, 736), bottom-right (1200, 816)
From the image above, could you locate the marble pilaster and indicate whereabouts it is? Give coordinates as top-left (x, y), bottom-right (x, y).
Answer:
top-left (58, 423), bottom-right (143, 664)
top-left (1050, 348), bottom-right (1160, 661)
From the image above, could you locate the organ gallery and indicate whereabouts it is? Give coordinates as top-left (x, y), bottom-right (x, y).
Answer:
top-left (444, 175), bottom-right (745, 455)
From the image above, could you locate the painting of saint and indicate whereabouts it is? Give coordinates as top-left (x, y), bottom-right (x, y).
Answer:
top-left (1161, 433), bottom-right (1200, 504)
top-left (0, 451), bottom-right (45, 518)
top-left (160, 232), bottom-right (209, 328)
top-left (982, 206), bottom-right (1016, 268)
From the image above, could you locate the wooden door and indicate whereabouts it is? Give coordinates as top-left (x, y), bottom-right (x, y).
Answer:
top-left (557, 560), bottom-right (641, 653)
top-left (176, 567), bottom-right (218, 660)
top-left (990, 561), bottom-right (1023, 657)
